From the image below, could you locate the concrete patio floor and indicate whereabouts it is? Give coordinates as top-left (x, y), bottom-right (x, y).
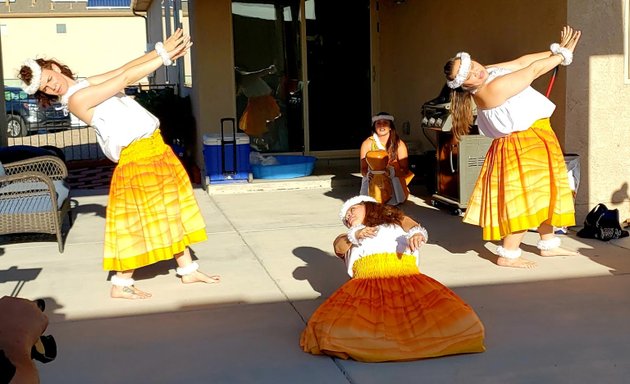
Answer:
top-left (1, 172), bottom-right (629, 383)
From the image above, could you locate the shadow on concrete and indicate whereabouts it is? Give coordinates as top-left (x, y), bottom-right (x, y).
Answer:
top-left (35, 273), bottom-right (630, 384)
top-left (292, 246), bottom-right (348, 299)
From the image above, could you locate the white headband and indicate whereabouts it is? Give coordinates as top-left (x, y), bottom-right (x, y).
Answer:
top-left (339, 195), bottom-right (377, 224)
top-left (446, 52), bottom-right (471, 89)
top-left (20, 58), bottom-right (42, 95)
top-left (371, 114), bottom-right (394, 124)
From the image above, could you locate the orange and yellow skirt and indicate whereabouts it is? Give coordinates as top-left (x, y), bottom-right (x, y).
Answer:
top-left (238, 95), bottom-right (281, 137)
top-left (103, 130), bottom-right (207, 271)
top-left (464, 118), bottom-right (576, 241)
top-left (300, 253), bottom-right (485, 362)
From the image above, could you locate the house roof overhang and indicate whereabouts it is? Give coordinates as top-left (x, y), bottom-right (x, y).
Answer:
top-left (131, 0), bottom-right (152, 12)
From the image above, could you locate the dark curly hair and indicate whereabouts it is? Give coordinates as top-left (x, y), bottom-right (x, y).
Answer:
top-left (362, 201), bottom-right (404, 227)
top-left (18, 58), bottom-right (75, 108)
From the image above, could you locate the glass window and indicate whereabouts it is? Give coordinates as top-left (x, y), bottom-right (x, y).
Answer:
top-left (4, 89), bottom-right (28, 101)
top-left (232, 0), bottom-right (303, 153)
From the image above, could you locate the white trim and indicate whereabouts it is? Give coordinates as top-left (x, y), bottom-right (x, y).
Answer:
top-left (175, 261), bottom-right (199, 276)
top-left (406, 225), bottom-right (428, 243)
top-left (496, 246), bottom-right (522, 259)
top-left (446, 52), bottom-right (472, 89)
top-left (111, 275), bottom-right (134, 287)
top-left (154, 42), bottom-right (173, 66)
top-left (20, 58), bottom-right (42, 95)
top-left (550, 43), bottom-right (573, 66)
top-left (371, 114), bottom-right (394, 124)
top-left (176, 261), bottom-right (200, 276)
top-left (339, 195), bottom-right (377, 223)
top-left (537, 237), bottom-right (561, 251)
top-left (371, 133), bottom-right (386, 150)
top-left (347, 224), bottom-right (366, 246)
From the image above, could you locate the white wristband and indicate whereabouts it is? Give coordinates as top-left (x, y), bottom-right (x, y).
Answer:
top-left (550, 43), bottom-right (573, 66)
top-left (406, 225), bottom-right (428, 243)
top-left (155, 41), bottom-right (173, 66)
top-left (347, 224), bottom-right (366, 246)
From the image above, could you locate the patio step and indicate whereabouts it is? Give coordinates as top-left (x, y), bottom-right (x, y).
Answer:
top-left (205, 157), bottom-right (360, 195)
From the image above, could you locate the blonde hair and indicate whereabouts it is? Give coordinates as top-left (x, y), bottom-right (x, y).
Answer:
top-left (444, 58), bottom-right (475, 141)
top-left (449, 89), bottom-right (474, 141)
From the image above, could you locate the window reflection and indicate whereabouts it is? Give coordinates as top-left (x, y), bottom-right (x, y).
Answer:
top-left (232, 1), bottom-right (303, 153)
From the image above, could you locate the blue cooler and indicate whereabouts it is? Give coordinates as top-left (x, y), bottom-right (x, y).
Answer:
top-left (203, 119), bottom-right (251, 184)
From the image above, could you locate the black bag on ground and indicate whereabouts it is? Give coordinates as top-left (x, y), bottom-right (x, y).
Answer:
top-left (577, 203), bottom-right (629, 241)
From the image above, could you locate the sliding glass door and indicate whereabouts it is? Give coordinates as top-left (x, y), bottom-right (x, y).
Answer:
top-left (232, 0), bottom-right (371, 154)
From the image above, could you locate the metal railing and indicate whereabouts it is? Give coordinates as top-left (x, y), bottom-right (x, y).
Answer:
top-left (4, 84), bottom-right (179, 163)
top-left (8, 123), bottom-right (105, 162)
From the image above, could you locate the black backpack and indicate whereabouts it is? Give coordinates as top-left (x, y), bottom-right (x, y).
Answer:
top-left (577, 203), bottom-right (629, 241)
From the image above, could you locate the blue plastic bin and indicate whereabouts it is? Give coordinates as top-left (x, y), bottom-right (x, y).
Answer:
top-left (203, 133), bottom-right (250, 183)
top-left (251, 155), bottom-right (316, 179)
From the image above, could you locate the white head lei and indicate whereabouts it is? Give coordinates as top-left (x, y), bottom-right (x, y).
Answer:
top-left (371, 114), bottom-right (394, 124)
top-left (446, 52), bottom-right (471, 89)
top-left (339, 195), bottom-right (377, 224)
top-left (20, 58), bottom-right (42, 95)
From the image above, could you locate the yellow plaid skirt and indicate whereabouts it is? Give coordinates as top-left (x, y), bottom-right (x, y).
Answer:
top-left (103, 130), bottom-right (207, 271)
top-left (464, 118), bottom-right (576, 240)
top-left (300, 253), bottom-right (485, 362)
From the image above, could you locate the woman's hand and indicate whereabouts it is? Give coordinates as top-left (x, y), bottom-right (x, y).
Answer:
top-left (163, 28), bottom-right (184, 51)
top-left (408, 233), bottom-right (427, 252)
top-left (559, 25), bottom-right (581, 52)
top-left (356, 226), bottom-right (378, 240)
top-left (163, 28), bottom-right (193, 62)
top-left (0, 297), bottom-right (49, 383)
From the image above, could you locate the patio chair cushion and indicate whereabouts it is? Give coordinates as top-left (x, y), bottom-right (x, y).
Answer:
top-left (0, 180), bottom-right (70, 212)
top-left (0, 145), bottom-right (65, 164)
top-left (0, 162), bottom-right (4, 176)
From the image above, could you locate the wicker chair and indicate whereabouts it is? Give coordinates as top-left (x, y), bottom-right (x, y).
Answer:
top-left (0, 155), bottom-right (72, 252)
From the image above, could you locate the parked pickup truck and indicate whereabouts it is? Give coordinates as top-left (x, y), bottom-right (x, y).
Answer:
top-left (4, 86), bottom-right (71, 138)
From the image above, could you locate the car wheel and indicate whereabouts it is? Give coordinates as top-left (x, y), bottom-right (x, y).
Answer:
top-left (6, 115), bottom-right (27, 137)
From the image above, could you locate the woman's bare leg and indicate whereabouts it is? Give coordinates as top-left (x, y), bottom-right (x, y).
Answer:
top-left (537, 223), bottom-right (580, 256)
top-left (175, 248), bottom-right (221, 284)
top-left (110, 270), bottom-right (152, 299)
top-left (496, 231), bottom-right (537, 269)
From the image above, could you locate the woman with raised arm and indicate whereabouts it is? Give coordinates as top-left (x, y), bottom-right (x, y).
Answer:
top-left (17, 29), bottom-right (220, 299)
top-left (443, 26), bottom-right (582, 268)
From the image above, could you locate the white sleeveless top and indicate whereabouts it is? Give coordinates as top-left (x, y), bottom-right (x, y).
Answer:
top-left (345, 224), bottom-right (420, 277)
top-left (61, 80), bottom-right (159, 162)
top-left (475, 67), bottom-right (556, 138)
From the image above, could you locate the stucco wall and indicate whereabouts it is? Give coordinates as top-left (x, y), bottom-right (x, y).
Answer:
top-left (180, 0), bottom-right (630, 224)
top-left (567, 0), bottom-right (630, 221)
top-left (375, 0), bottom-right (628, 223)
top-left (1, 17), bottom-right (145, 81)
top-left (188, 0), bottom-right (236, 176)
top-left (377, 0), bottom-right (566, 152)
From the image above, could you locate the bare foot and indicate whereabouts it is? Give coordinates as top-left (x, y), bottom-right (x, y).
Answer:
top-left (497, 256), bottom-right (537, 269)
top-left (111, 285), bottom-right (152, 299)
top-left (181, 270), bottom-right (221, 284)
top-left (540, 247), bottom-right (580, 257)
